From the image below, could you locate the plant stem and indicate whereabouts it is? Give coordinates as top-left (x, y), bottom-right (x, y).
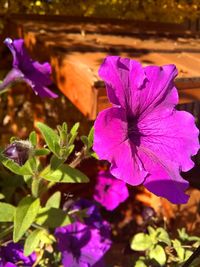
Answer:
top-left (0, 225), bottom-right (13, 242)
top-left (69, 147), bottom-right (88, 168)
top-left (182, 244), bottom-right (200, 267)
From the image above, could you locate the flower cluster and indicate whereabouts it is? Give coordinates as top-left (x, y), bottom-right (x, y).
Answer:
top-left (94, 56), bottom-right (199, 204)
top-left (55, 199), bottom-right (111, 267)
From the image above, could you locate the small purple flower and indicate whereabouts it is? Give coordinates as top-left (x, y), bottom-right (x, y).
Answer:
top-left (0, 38), bottom-right (58, 98)
top-left (93, 56), bottom-right (200, 204)
top-left (72, 199), bottom-right (103, 228)
top-left (93, 170), bottom-right (129, 210)
top-left (0, 242), bottom-right (36, 266)
top-left (55, 221), bottom-right (111, 267)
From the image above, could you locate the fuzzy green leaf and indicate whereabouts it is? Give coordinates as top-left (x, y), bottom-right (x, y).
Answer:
top-left (0, 193), bottom-right (5, 200)
top-left (36, 207), bottom-right (73, 228)
top-left (131, 233), bottom-right (153, 251)
top-left (14, 196), bottom-right (40, 242)
top-left (69, 122), bottom-right (79, 145)
top-left (34, 148), bottom-right (50, 156)
top-left (24, 229), bottom-right (44, 256)
top-left (156, 227), bottom-right (171, 246)
top-left (135, 260), bottom-right (148, 267)
top-left (88, 127), bottom-right (94, 148)
top-left (29, 131), bottom-right (37, 147)
top-left (46, 191), bottom-right (61, 209)
top-left (0, 202), bottom-right (15, 222)
top-left (0, 154), bottom-right (33, 175)
top-left (36, 122), bottom-right (59, 155)
top-left (149, 245), bottom-right (166, 266)
top-left (172, 239), bottom-right (185, 261)
top-left (40, 164), bottom-right (89, 183)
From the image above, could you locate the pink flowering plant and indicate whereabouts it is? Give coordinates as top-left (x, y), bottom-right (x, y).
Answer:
top-left (0, 39), bottom-right (199, 266)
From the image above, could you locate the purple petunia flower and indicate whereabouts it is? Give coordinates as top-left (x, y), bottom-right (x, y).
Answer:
top-left (55, 199), bottom-right (111, 267)
top-left (56, 221), bottom-right (111, 267)
top-left (93, 56), bottom-right (200, 204)
top-left (0, 242), bottom-right (36, 266)
top-left (0, 38), bottom-right (58, 98)
top-left (93, 170), bottom-right (129, 210)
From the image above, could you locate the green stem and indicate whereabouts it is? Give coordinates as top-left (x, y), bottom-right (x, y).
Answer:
top-left (69, 147), bottom-right (88, 168)
top-left (0, 225), bottom-right (13, 242)
top-left (32, 223), bottom-right (48, 232)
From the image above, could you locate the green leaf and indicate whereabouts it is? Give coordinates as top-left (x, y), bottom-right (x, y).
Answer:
top-left (131, 233), bottom-right (153, 251)
top-left (0, 202), bottom-right (15, 222)
top-left (39, 232), bottom-right (56, 245)
top-left (0, 193), bottom-right (5, 199)
top-left (29, 131), bottom-right (37, 147)
top-left (91, 152), bottom-right (98, 159)
top-left (40, 164), bottom-right (89, 183)
top-left (46, 191), bottom-right (61, 208)
top-left (70, 122), bottom-right (80, 136)
top-left (36, 207), bottom-right (73, 228)
top-left (178, 228), bottom-right (188, 241)
top-left (172, 239), bottom-right (185, 261)
top-left (36, 122), bottom-right (59, 155)
top-left (135, 260), bottom-right (148, 267)
top-left (24, 229), bottom-right (44, 256)
top-left (184, 250), bottom-right (193, 261)
top-left (34, 148), bottom-right (50, 156)
top-left (0, 154), bottom-right (33, 175)
top-left (81, 136), bottom-right (88, 146)
top-left (69, 122), bottom-right (79, 145)
top-left (88, 126), bottom-right (94, 148)
top-left (156, 227), bottom-right (171, 246)
top-left (14, 196), bottom-right (40, 242)
top-left (148, 226), bottom-right (156, 236)
top-left (50, 155), bottom-right (65, 170)
top-left (149, 244), bottom-right (166, 266)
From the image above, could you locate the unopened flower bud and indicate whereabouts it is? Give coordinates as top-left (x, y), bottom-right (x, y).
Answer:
top-left (3, 140), bottom-right (33, 166)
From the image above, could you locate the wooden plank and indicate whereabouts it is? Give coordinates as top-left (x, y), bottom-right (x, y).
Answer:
top-left (2, 14), bottom-right (191, 36)
top-left (51, 56), bottom-right (98, 120)
top-left (11, 19), bottom-right (200, 119)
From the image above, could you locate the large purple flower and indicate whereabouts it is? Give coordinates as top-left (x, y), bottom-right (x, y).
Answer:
top-left (55, 221), bottom-right (111, 267)
top-left (93, 56), bottom-right (199, 204)
top-left (0, 242), bottom-right (36, 266)
top-left (94, 170), bottom-right (129, 210)
top-left (0, 38), bottom-right (58, 98)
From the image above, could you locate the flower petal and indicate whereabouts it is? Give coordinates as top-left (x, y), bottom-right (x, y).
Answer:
top-left (98, 56), bottom-right (146, 110)
top-left (94, 107), bottom-right (147, 185)
top-left (0, 68), bottom-right (24, 91)
top-left (94, 171), bottom-right (129, 210)
top-left (139, 148), bottom-right (189, 203)
top-left (30, 61), bottom-right (52, 86)
top-left (5, 38), bottom-right (31, 69)
top-left (29, 84), bottom-right (58, 98)
top-left (138, 64), bottom-right (178, 120)
top-left (139, 110), bottom-right (199, 172)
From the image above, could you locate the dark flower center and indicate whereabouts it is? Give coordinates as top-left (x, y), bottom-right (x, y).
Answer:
top-left (104, 184), bottom-right (110, 192)
top-left (127, 117), bottom-right (141, 146)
